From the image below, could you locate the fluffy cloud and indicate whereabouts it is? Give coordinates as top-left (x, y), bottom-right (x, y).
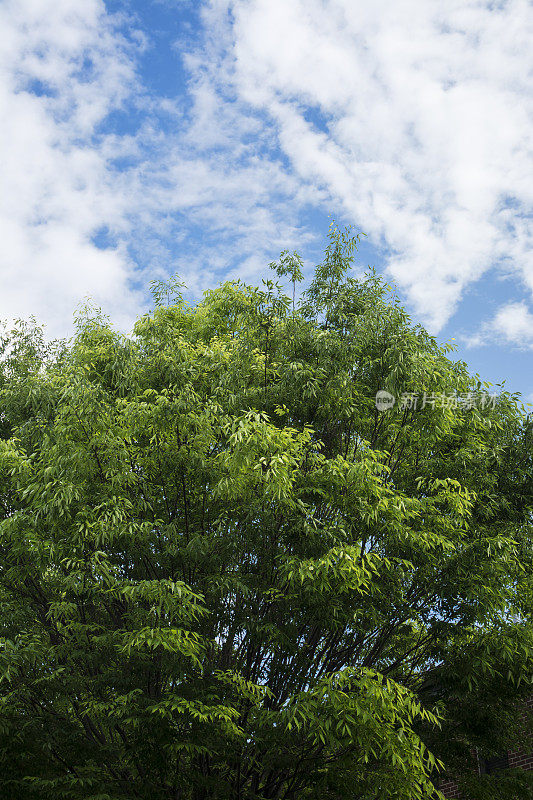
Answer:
top-left (1, 0), bottom-right (531, 344)
top-left (218, 0), bottom-right (532, 330)
top-left (465, 299), bottom-right (533, 350)
top-left (0, 0), bottom-right (149, 335)
top-left (0, 0), bottom-right (313, 336)
top-left (491, 301), bottom-right (533, 348)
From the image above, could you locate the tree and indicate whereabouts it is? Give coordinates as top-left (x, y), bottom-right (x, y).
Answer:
top-left (0, 226), bottom-right (531, 799)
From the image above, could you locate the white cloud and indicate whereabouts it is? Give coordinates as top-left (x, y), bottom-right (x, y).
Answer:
top-left (0, 0), bottom-right (315, 337)
top-left (466, 300), bottom-right (533, 350)
top-left (492, 301), bottom-right (533, 348)
top-left (1, 0), bottom-right (531, 344)
top-left (216, 0), bottom-right (533, 331)
top-left (0, 0), bottom-right (146, 336)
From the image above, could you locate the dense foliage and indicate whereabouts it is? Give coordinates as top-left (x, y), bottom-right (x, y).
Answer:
top-left (0, 228), bottom-right (532, 799)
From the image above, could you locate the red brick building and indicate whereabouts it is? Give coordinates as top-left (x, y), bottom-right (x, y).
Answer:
top-left (439, 696), bottom-right (533, 798)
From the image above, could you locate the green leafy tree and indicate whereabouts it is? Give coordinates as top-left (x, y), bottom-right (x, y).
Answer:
top-left (0, 227), bottom-right (531, 799)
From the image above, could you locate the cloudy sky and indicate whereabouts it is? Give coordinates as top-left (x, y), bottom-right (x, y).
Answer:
top-left (1, 0), bottom-right (532, 402)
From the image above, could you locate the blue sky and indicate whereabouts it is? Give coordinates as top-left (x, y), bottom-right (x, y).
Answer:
top-left (0, 0), bottom-right (532, 404)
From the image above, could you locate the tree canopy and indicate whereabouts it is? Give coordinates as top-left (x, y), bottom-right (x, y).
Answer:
top-left (0, 226), bottom-right (532, 799)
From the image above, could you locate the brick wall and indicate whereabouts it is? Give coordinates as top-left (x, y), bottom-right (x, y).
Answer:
top-left (438, 754), bottom-right (479, 799)
top-left (439, 777), bottom-right (461, 798)
top-left (440, 696), bottom-right (533, 798)
top-left (507, 694), bottom-right (533, 773)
